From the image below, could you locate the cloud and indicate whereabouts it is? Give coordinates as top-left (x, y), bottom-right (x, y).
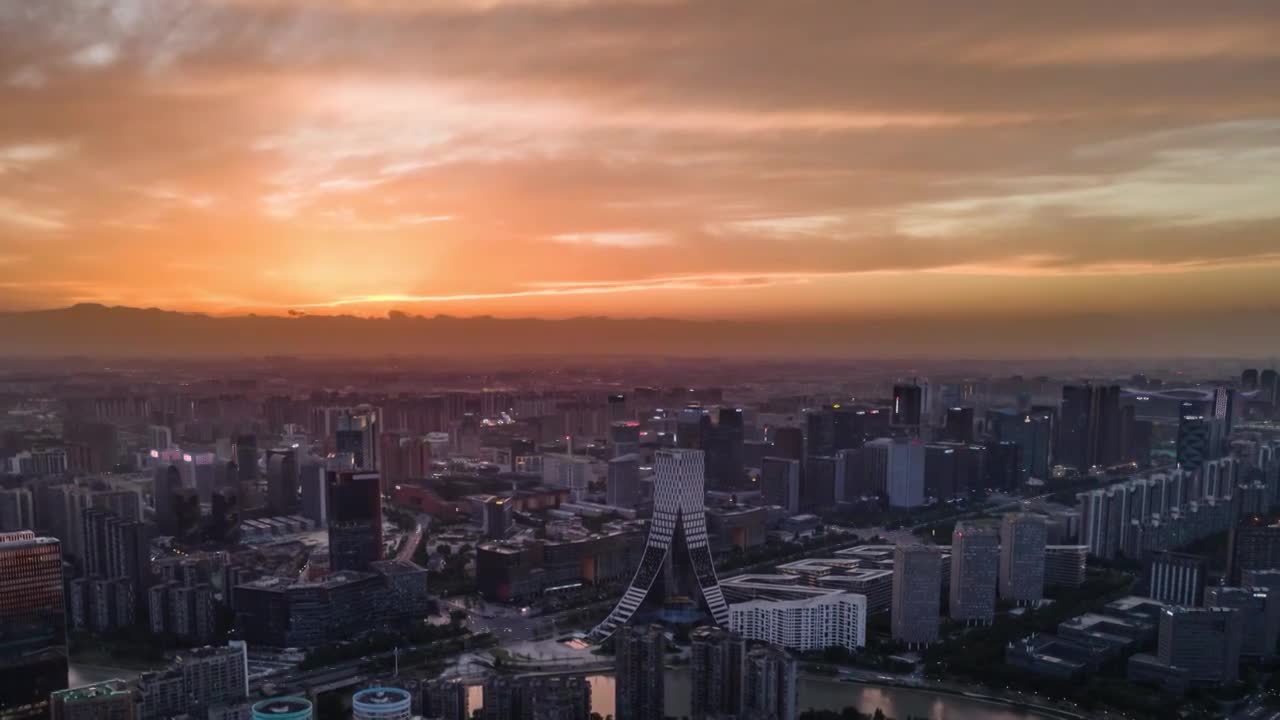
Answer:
top-left (550, 232), bottom-right (672, 248)
top-left (68, 43), bottom-right (118, 68)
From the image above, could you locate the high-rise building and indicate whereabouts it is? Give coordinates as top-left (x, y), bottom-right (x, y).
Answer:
top-left (327, 470), bottom-right (383, 572)
top-left (676, 406), bottom-right (711, 450)
top-left (769, 426), bottom-right (804, 463)
top-left (1263, 370), bottom-right (1280, 406)
top-left (234, 434), bottom-right (258, 504)
top-left (250, 697), bottom-right (312, 720)
top-left (999, 513), bottom-right (1047, 604)
top-left (864, 438), bottom-right (925, 508)
top-left (891, 544), bottom-right (941, 646)
top-left (1204, 586), bottom-right (1280, 659)
top-left (1044, 545), bottom-right (1088, 588)
top-left (1228, 522), bottom-right (1280, 583)
top-left (1243, 369), bottom-right (1259, 391)
top-left (49, 679), bottom-right (136, 720)
top-left (1145, 551), bottom-right (1207, 607)
top-left (541, 453), bottom-right (592, 503)
top-left (614, 624), bottom-right (665, 720)
top-left (1176, 414), bottom-right (1211, 473)
top-left (760, 457), bottom-right (801, 515)
top-left (891, 382), bottom-right (924, 428)
top-left (1157, 607), bottom-right (1243, 688)
top-left (265, 449), bottom-right (299, 513)
top-left (704, 407), bottom-right (746, 489)
top-left (481, 496), bottom-right (511, 539)
top-left (1058, 384), bottom-right (1122, 471)
top-left (690, 626), bottom-right (745, 720)
top-left (801, 455), bottom-right (838, 511)
top-left (335, 409), bottom-right (379, 471)
top-left (0, 488), bottom-right (34, 532)
top-left (987, 407), bottom-right (1054, 480)
top-left (591, 449), bottom-right (729, 640)
top-left (949, 521), bottom-right (999, 625)
top-left (607, 454), bottom-right (641, 508)
top-left (299, 462), bottom-right (327, 527)
top-left (0, 532), bottom-right (67, 720)
top-left (924, 444), bottom-right (959, 500)
top-left (943, 406), bottom-right (975, 443)
top-left (352, 687), bottom-right (412, 720)
top-left (151, 464), bottom-right (181, 536)
top-left (743, 644), bottom-right (798, 720)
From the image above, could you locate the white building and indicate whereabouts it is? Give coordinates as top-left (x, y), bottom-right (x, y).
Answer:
top-left (729, 591), bottom-right (866, 652)
top-left (865, 438), bottom-right (925, 508)
top-left (542, 453), bottom-right (594, 502)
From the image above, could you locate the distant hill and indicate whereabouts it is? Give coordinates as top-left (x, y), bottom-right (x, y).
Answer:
top-left (0, 303), bottom-right (1275, 358)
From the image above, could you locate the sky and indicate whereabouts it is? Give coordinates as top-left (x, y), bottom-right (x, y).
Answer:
top-left (2, 1), bottom-right (1280, 329)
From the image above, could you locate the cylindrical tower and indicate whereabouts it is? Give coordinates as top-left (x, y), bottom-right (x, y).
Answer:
top-left (251, 696), bottom-right (313, 720)
top-left (352, 687), bottom-right (412, 720)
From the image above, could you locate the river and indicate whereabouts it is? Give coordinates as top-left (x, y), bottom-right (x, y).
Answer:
top-left (466, 671), bottom-right (1056, 719)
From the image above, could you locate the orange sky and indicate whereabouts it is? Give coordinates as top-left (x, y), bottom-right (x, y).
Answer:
top-left (2, 1), bottom-right (1280, 326)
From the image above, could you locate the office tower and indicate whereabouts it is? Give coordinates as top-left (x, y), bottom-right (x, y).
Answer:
top-left (234, 434), bottom-right (258, 502)
top-left (352, 688), bottom-right (412, 720)
top-left (1228, 523), bottom-right (1280, 582)
top-left (327, 470), bottom-right (383, 572)
top-left (690, 626), bottom-right (745, 720)
top-left (1263, 370), bottom-right (1279, 405)
top-left (0, 488), bottom-right (34, 531)
top-left (950, 521), bottom-right (999, 624)
top-left (1000, 513), bottom-right (1047, 604)
top-left (1213, 386), bottom-right (1235, 436)
top-left (608, 422), bottom-right (641, 460)
top-left (1177, 413), bottom-right (1214, 473)
top-left (423, 679), bottom-right (469, 720)
top-left (209, 487), bottom-right (240, 544)
top-left (615, 624), bottom-right (665, 720)
top-left (760, 457), bottom-right (801, 514)
top-left (607, 454), bottom-right (641, 508)
top-left (801, 455), bottom-right (837, 510)
top-left (151, 464), bottom-right (181, 536)
top-left (770, 426), bottom-right (804, 462)
top-left (924, 444), bottom-right (958, 500)
top-left (481, 496), bottom-right (511, 539)
top-left (62, 420), bottom-right (119, 474)
top-left (1243, 369), bottom-right (1259, 390)
top-left (1119, 405), bottom-right (1153, 467)
top-left (250, 697), bottom-right (312, 720)
top-left (865, 437), bottom-right (925, 508)
top-left (1145, 551), bottom-right (1207, 607)
top-left (892, 544), bottom-right (941, 646)
top-left (0, 532), bottom-right (67, 719)
top-left (299, 462), bottom-right (327, 526)
top-left (676, 406), bottom-right (711, 450)
top-left (982, 440), bottom-right (1020, 492)
top-left (943, 406), bottom-right (974, 443)
top-left (834, 447), bottom-right (862, 502)
top-left (1058, 383), bottom-right (1122, 471)
top-left (743, 645), bottom-right (798, 720)
top-left (591, 449), bottom-right (730, 640)
top-left (1158, 607), bottom-right (1243, 687)
top-left (704, 407), bottom-right (746, 489)
top-left (891, 382), bottom-right (924, 428)
top-left (49, 679), bottom-right (135, 720)
top-left (1205, 586), bottom-right (1280, 658)
top-left (137, 642), bottom-right (249, 720)
top-left (147, 426), bottom-right (172, 452)
top-left (265, 448), bottom-right (299, 513)
top-left (335, 409), bottom-right (379, 471)
top-left (987, 407), bottom-right (1054, 480)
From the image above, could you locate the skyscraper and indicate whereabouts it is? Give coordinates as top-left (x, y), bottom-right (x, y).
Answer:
top-left (265, 448), bottom-right (299, 513)
top-left (1058, 384), bottom-right (1122, 471)
top-left (0, 532), bottom-right (67, 720)
top-left (892, 544), bottom-right (941, 646)
top-left (614, 624), bottom-right (665, 720)
top-left (1157, 607), bottom-right (1243, 687)
top-left (0, 488), bottom-right (34, 532)
top-left (704, 407), bottom-right (746, 489)
top-left (234, 434), bottom-right (258, 505)
top-left (891, 382), bottom-right (924, 429)
top-left (299, 462), bottom-right (327, 527)
top-left (999, 513), bottom-right (1047, 604)
top-left (949, 521), bottom-right (999, 625)
top-left (690, 626), bottom-right (745, 720)
top-left (607, 454), bottom-right (641, 508)
top-left (864, 437), bottom-right (925, 508)
top-left (943, 406), bottom-right (975, 443)
top-left (1176, 414), bottom-right (1211, 473)
top-left (327, 470), bottom-right (383, 572)
top-left (769, 426), bottom-right (804, 463)
top-left (1242, 368), bottom-right (1259, 391)
top-left (151, 464), bottom-right (181, 536)
top-left (335, 409), bottom-right (379, 471)
top-left (760, 457), bottom-right (801, 514)
top-left (591, 449), bottom-right (729, 641)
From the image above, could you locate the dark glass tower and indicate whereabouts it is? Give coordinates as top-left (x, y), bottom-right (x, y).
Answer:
top-left (327, 470), bottom-right (383, 571)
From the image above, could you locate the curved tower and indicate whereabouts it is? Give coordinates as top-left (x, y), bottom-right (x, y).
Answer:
top-left (590, 449), bottom-right (729, 641)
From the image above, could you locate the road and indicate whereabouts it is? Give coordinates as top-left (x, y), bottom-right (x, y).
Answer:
top-left (395, 515), bottom-right (429, 563)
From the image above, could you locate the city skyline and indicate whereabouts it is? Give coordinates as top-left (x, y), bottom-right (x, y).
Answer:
top-left (1, 2), bottom-right (1279, 351)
